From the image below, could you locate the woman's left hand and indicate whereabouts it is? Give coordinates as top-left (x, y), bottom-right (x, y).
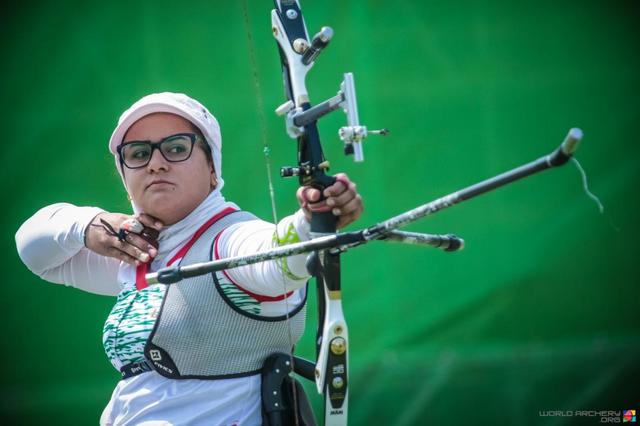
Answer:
top-left (296, 173), bottom-right (364, 229)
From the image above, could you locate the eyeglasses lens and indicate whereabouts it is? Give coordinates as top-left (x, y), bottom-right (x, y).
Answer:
top-left (122, 135), bottom-right (193, 168)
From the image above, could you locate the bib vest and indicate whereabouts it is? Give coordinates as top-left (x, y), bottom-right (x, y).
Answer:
top-left (142, 210), bottom-right (307, 379)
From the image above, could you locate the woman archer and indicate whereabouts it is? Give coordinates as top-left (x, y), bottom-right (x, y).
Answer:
top-left (15, 92), bottom-right (363, 425)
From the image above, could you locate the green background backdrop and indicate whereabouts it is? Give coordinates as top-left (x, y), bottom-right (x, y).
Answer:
top-left (2, 0), bottom-right (638, 424)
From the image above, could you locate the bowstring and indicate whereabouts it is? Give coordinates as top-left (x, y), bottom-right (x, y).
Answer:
top-left (241, 2), bottom-right (301, 424)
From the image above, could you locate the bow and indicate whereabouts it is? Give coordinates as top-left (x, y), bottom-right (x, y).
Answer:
top-left (269, 2), bottom-right (352, 423)
top-left (147, 1), bottom-right (584, 424)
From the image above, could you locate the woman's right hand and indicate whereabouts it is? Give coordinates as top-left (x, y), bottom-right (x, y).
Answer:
top-left (85, 212), bottom-right (163, 266)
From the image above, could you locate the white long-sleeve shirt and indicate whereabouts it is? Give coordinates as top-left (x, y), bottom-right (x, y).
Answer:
top-left (16, 203), bottom-right (312, 297)
top-left (15, 196), bottom-right (313, 426)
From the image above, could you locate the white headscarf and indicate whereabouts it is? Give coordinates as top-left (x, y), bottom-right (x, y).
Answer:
top-left (108, 92), bottom-right (225, 195)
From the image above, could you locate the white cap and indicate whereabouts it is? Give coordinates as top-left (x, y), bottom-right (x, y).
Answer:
top-left (108, 92), bottom-right (223, 190)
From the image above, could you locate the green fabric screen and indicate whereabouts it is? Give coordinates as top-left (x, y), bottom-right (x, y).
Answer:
top-left (2, 1), bottom-right (638, 424)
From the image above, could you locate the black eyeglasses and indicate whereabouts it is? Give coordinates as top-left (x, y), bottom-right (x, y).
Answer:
top-left (117, 133), bottom-right (200, 169)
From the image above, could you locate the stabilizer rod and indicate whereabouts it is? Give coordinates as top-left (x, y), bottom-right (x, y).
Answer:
top-left (146, 129), bottom-right (582, 285)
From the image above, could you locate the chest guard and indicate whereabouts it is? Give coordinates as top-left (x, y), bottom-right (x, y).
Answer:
top-left (145, 211), bottom-right (307, 379)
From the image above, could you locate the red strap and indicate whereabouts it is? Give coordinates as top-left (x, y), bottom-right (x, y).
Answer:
top-left (135, 262), bottom-right (149, 291)
top-left (213, 230), bottom-right (293, 302)
top-left (166, 207), bottom-right (237, 266)
top-left (135, 207), bottom-right (237, 291)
